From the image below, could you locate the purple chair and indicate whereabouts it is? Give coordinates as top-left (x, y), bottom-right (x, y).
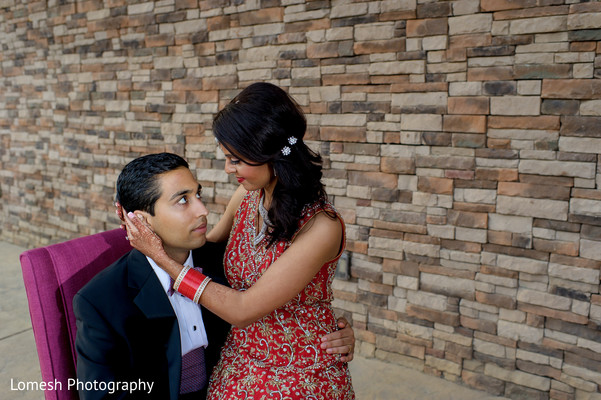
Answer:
top-left (20, 229), bottom-right (131, 400)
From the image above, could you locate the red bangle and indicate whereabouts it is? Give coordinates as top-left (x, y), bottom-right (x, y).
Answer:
top-left (173, 266), bottom-right (191, 293)
top-left (177, 268), bottom-right (207, 300)
top-left (193, 276), bottom-right (212, 303)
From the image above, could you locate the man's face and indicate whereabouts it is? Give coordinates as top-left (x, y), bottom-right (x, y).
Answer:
top-left (140, 167), bottom-right (208, 263)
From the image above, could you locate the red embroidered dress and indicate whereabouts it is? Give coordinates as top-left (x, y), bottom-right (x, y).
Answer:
top-left (207, 190), bottom-right (354, 399)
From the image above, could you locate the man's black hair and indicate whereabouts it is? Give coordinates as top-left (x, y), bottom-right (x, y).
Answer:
top-left (116, 152), bottom-right (189, 216)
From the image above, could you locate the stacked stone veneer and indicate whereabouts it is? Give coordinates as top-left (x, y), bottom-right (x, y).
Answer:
top-left (1, 1), bottom-right (601, 398)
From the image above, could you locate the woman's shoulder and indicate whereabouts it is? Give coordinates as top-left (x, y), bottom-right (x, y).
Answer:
top-left (295, 197), bottom-right (341, 235)
top-left (229, 185), bottom-right (254, 212)
top-left (291, 198), bottom-right (344, 258)
top-left (237, 188), bottom-right (260, 209)
top-left (301, 197), bottom-right (337, 220)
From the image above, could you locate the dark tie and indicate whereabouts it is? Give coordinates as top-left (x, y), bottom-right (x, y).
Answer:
top-left (180, 346), bottom-right (207, 394)
top-left (170, 265), bottom-right (208, 394)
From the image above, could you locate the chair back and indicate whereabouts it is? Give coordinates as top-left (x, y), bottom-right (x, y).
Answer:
top-left (20, 229), bottom-right (131, 400)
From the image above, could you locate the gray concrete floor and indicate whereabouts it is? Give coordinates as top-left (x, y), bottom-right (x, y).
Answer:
top-left (1, 239), bottom-right (507, 399)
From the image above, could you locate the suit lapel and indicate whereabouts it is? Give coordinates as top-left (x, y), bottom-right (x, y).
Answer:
top-left (126, 250), bottom-right (182, 400)
top-left (127, 250), bottom-right (174, 319)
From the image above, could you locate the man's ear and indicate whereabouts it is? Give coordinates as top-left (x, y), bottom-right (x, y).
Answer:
top-left (134, 211), bottom-right (151, 226)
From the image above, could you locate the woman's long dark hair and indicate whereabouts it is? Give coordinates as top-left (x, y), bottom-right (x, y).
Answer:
top-left (213, 82), bottom-right (328, 246)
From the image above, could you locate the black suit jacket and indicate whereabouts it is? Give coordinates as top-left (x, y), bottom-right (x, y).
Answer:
top-left (73, 242), bottom-right (230, 400)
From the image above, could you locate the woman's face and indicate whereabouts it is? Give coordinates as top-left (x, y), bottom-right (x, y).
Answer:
top-left (219, 144), bottom-right (275, 192)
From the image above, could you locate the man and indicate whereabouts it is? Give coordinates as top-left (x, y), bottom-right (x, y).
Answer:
top-left (74, 153), bottom-right (354, 399)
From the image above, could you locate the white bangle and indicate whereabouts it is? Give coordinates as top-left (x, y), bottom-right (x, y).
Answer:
top-left (193, 276), bottom-right (212, 304)
top-left (173, 265), bottom-right (191, 293)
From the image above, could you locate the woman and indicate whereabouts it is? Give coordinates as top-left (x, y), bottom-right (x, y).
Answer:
top-left (124, 82), bottom-right (355, 399)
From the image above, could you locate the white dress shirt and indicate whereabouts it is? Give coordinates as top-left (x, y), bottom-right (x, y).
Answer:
top-left (147, 252), bottom-right (209, 355)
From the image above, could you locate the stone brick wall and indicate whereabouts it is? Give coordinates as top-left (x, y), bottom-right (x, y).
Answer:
top-left (2, 1), bottom-right (601, 398)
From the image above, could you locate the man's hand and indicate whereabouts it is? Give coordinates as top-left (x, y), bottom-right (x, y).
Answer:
top-left (320, 317), bottom-right (355, 362)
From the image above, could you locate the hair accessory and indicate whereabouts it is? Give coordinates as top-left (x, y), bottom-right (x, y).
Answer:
top-left (281, 136), bottom-right (298, 156)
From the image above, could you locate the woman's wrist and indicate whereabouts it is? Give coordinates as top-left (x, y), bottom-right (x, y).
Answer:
top-left (152, 248), bottom-right (170, 264)
top-left (154, 253), bottom-right (182, 278)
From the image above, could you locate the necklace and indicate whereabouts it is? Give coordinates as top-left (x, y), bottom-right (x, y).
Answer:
top-left (254, 192), bottom-right (271, 247)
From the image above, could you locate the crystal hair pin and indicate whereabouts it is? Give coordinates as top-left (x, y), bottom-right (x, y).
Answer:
top-left (281, 137), bottom-right (297, 156)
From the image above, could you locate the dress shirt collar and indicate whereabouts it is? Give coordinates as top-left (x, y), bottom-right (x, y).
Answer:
top-left (147, 252), bottom-right (195, 296)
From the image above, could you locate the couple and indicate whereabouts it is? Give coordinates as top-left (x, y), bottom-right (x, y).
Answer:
top-left (74, 83), bottom-right (355, 399)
